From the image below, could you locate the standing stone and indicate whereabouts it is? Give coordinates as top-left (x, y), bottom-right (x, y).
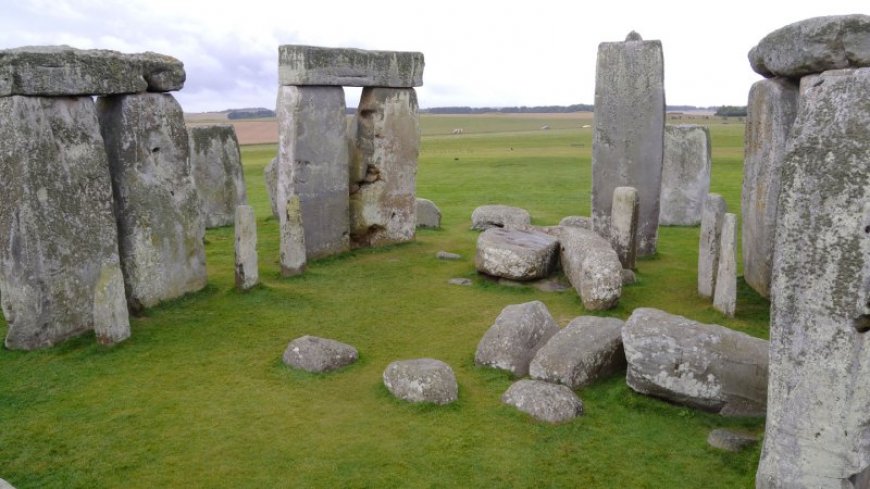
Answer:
top-left (276, 86), bottom-right (349, 259)
top-left (234, 205), bottom-right (258, 291)
top-left (349, 88), bottom-right (419, 247)
top-left (278, 45), bottom-right (424, 87)
top-left (756, 67), bottom-right (870, 489)
top-left (280, 195), bottom-right (306, 277)
top-left (698, 194), bottom-right (726, 299)
top-left (742, 78), bottom-right (799, 299)
top-left (713, 213), bottom-right (737, 317)
top-left (0, 96), bottom-right (130, 349)
top-left (264, 157), bottom-right (279, 219)
top-left (188, 124), bottom-right (247, 228)
top-left (415, 198), bottom-right (441, 228)
top-left (592, 32), bottom-right (665, 256)
top-left (660, 125), bottom-right (711, 226)
top-left (97, 92), bottom-right (207, 312)
top-left (610, 186), bottom-right (639, 270)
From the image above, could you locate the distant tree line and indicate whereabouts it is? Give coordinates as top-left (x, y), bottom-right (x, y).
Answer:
top-left (714, 105), bottom-right (748, 117)
top-left (227, 108), bottom-right (276, 120)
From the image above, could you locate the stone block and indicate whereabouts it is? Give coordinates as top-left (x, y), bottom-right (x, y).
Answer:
top-left (234, 205), bottom-right (258, 290)
top-left (283, 336), bottom-right (358, 373)
top-left (188, 124), bottom-right (247, 228)
top-left (660, 125), bottom-right (711, 226)
top-left (475, 228), bottom-right (559, 281)
top-left (475, 300), bottom-right (560, 377)
top-left (471, 205), bottom-right (531, 231)
top-left (698, 194), bottom-right (726, 299)
top-left (560, 227), bottom-right (622, 311)
top-left (610, 186), bottom-right (639, 269)
top-left (383, 358), bottom-right (457, 405)
top-left (278, 45), bottom-right (424, 87)
top-left (713, 213), bottom-right (737, 317)
top-left (416, 198), bottom-right (441, 228)
top-left (280, 195), bottom-right (306, 277)
top-left (501, 379), bottom-right (584, 423)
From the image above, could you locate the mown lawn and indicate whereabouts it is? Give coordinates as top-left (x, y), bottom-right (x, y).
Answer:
top-left (0, 115), bottom-right (766, 488)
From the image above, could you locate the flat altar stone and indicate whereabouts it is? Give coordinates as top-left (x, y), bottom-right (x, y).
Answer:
top-left (278, 45), bottom-right (424, 87)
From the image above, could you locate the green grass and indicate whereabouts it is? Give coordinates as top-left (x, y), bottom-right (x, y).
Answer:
top-left (0, 115), bottom-right (766, 488)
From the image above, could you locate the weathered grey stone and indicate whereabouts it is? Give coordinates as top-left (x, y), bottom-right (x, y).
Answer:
top-left (0, 45), bottom-right (184, 96)
top-left (610, 186), bottom-right (639, 270)
top-left (188, 124), bottom-right (247, 228)
top-left (276, 86), bottom-right (349, 259)
top-left (698, 194), bottom-right (726, 299)
top-left (0, 96), bottom-right (130, 349)
top-left (749, 15), bottom-right (870, 78)
top-left (280, 195), bottom-right (306, 277)
top-left (383, 358), bottom-right (457, 405)
top-left (742, 78), bottom-right (799, 299)
top-left (416, 197), bottom-right (441, 228)
top-left (529, 316), bottom-right (625, 389)
top-left (532, 277), bottom-right (570, 293)
top-left (713, 213), bottom-right (737, 317)
top-left (471, 205), bottom-right (531, 231)
top-left (708, 429), bottom-right (758, 453)
top-left (278, 45), bottom-right (424, 87)
top-left (475, 300), bottom-right (560, 377)
top-left (97, 92), bottom-right (207, 312)
top-left (448, 278), bottom-right (472, 286)
top-left (283, 335), bottom-right (358, 373)
top-left (264, 157), bottom-right (279, 218)
top-left (475, 228), bottom-right (559, 281)
top-left (622, 269), bottom-right (637, 285)
top-left (559, 215), bottom-right (592, 229)
top-left (660, 125), bottom-right (711, 226)
top-left (0, 478), bottom-right (15, 489)
top-left (756, 68), bottom-right (870, 489)
top-left (234, 205), bottom-right (258, 291)
top-left (436, 251), bottom-right (461, 260)
top-left (560, 227), bottom-right (622, 311)
top-left (349, 88), bottom-right (419, 247)
top-left (623, 308), bottom-right (768, 416)
top-left (592, 34), bottom-right (665, 256)
top-left (501, 379), bottom-right (584, 423)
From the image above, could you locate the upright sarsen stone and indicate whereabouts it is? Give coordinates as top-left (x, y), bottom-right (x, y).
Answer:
top-left (610, 186), bottom-right (639, 270)
top-left (0, 96), bottom-right (129, 349)
top-left (660, 125), bottom-right (711, 226)
top-left (97, 93), bottom-right (207, 312)
top-left (592, 32), bottom-right (665, 256)
top-left (188, 124), bottom-right (247, 228)
top-left (713, 213), bottom-right (737, 317)
top-left (698, 194), bottom-right (726, 299)
top-left (234, 205), bottom-right (258, 291)
top-left (276, 86), bottom-right (349, 259)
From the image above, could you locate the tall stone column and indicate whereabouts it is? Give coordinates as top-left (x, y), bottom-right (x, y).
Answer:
top-left (592, 31), bottom-right (665, 256)
top-left (188, 124), bottom-right (247, 229)
top-left (660, 125), bottom-right (711, 226)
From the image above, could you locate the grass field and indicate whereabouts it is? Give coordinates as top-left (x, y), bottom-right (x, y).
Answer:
top-left (0, 114), bottom-right (766, 488)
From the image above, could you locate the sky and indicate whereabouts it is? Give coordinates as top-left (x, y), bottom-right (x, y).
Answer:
top-left (1, 0), bottom-right (867, 112)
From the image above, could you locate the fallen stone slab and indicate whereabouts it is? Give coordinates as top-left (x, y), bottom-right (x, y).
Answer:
top-left (416, 198), bottom-right (441, 228)
top-left (383, 358), bottom-right (458, 405)
top-left (660, 125), bottom-right (711, 226)
top-left (448, 278), bottom-right (472, 286)
top-left (471, 204), bottom-right (531, 231)
top-left (501, 379), bottom-right (584, 423)
top-left (475, 227), bottom-right (559, 281)
top-left (475, 300), bottom-right (560, 377)
top-left (283, 335), bottom-right (358, 373)
top-left (707, 429), bottom-right (758, 452)
top-left (279, 45), bottom-right (424, 87)
top-left (623, 307), bottom-right (768, 416)
top-left (529, 316), bottom-right (625, 389)
top-left (0, 45), bottom-right (185, 96)
top-left (436, 251), bottom-right (461, 260)
top-left (749, 15), bottom-right (870, 78)
top-left (560, 227), bottom-right (622, 310)
top-left (188, 124), bottom-right (247, 228)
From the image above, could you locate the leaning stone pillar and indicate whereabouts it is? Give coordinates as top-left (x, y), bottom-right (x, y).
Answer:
top-left (592, 31), bottom-right (665, 256)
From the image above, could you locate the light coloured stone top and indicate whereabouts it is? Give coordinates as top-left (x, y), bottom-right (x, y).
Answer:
top-left (278, 45), bottom-right (424, 87)
top-left (0, 45), bottom-right (185, 97)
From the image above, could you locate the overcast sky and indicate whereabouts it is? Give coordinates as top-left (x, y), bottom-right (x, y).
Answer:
top-left (1, 0), bottom-right (866, 112)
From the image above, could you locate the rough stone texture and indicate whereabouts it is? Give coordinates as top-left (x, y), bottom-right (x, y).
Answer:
top-left (349, 88), bottom-right (419, 247)
top-left (265, 156), bottom-right (279, 218)
top-left (282, 335), bottom-right (358, 373)
top-left (529, 316), bottom-right (625, 389)
top-left (0, 96), bottom-right (130, 349)
top-left (383, 358), bottom-right (457, 405)
top-left (623, 307), bottom-right (768, 416)
top-left (756, 68), bottom-right (870, 489)
top-left (448, 278), bottom-right (472, 286)
top-left (416, 197), bottom-right (441, 228)
top-left (592, 35), bottom-right (665, 256)
top-left (234, 205), bottom-right (258, 291)
top-left (436, 251), bottom-right (461, 260)
top-left (559, 215), bottom-right (592, 229)
top-left (660, 125), bottom-right (711, 226)
top-left (622, 269), bottom-right (637, 285)
top-left (188, 125), bottom-right (247, 228)
top-left (0, 45), bottom-right (185, 96)
top-left (713, 213), bottom-right (737, 317)
top-left (749, 15), bottom-right (870, 78)
top-left (610, 186), bottom-right (639, 270)
top-left (97, 92), bottom-right (207, 312)
top-left (742, 78), bottom-right (799, 299)
top-left (559, 227), bottom-right (622, 311)
top-left (471, 205), bottom-right (531, 231)
top-left (278, 45), bottom-right (424, 87)
top-left (698, 194), bottom-right (726, 299)
top-left (0, 478), bottom-right (14, 489)
top-left (475, 300), bottom-right (560, 377)
top-left (501, 379), bottom-right (584, 423)
top-left (276, 86), bottom-right (349, 259)
top-left (280, 195), bottom-right (306, 277)
top-left (475, 228), bottom-right (559, 281)
top-left (708, 429), bottom-right (758, 453)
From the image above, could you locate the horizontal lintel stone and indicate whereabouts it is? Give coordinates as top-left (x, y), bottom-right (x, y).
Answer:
top-left (278, 45), bottom-right (424, 87)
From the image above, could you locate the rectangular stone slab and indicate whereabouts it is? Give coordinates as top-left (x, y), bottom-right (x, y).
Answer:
top-left (660, 124), bottom-right (711, 226)
top-left (278, 45), bottom-right (424, 87)
top-left (188, 124), bottom-right (247, 228)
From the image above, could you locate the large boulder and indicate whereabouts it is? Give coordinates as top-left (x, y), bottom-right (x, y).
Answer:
top-left (188, 124), bottom-right (247, 228)
top-left (475, 300), bottom-right (560, 377)
top-left (278, 45), bottom-right (424, 87)
top-left (501, 379), bottom-right (584, 423)
top-left (622, 308), bottom-right (768, 416)
top-left (282, 335), bottom-right (358, 373)
top-left (470, 205), bottom-right (531, 231)
top-left (660, 125), bottom-right (711, 226)
top-left (475, 228), bottom-right (559, 281)
top-left (383, 358), bottom-right (458, 405)
top-left (559, 227), bottom-right (622, 310)
top-left (416, 198), bottom-right (441, 228)
top-left (529, 316), bottom-right (625, 389)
